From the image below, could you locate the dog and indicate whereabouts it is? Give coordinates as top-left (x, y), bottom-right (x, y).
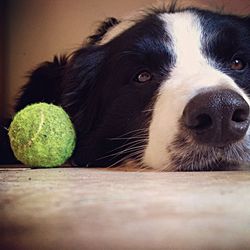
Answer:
top-left (1, 4), bottom-right (250, 171)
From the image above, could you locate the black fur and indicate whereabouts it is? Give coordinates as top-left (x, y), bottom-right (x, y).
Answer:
top-left (62, 14), bottom-right (173, 166)
top-left (0, 118), bottom-right (17, 164)
top-left (15, 55), bottom-right (68, 112)
top-left (87, 17), bottom-right (120, 45)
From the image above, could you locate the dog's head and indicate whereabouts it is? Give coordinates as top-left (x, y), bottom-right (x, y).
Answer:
top-left (62, 6), bottom-right (250, 171)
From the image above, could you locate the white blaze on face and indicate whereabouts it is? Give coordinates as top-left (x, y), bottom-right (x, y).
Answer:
top-left (142, 11), bottom-right (250, 171)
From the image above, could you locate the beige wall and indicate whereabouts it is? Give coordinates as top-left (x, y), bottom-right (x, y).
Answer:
top-left (5, 0), bottom-right (153, 115)
top-left (4, 0), bottom-right (250, 115)
top-left (0, 0), bottom-right (6, 119)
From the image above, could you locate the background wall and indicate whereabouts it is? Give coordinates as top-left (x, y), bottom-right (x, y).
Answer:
top-left (0, 0), bottom-right (6, 119)
top-left (1, 0), bottom-right (250, 118)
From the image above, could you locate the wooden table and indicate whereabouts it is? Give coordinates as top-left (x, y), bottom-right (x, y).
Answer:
top-left (1, 166), bottom-right (250, 249)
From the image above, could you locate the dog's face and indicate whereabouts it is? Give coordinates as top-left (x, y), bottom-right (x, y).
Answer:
top-left (63, 8), bottom-right (250, 171)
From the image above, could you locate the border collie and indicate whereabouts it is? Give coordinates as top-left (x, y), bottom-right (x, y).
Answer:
top-left (1, 4), bottom-right (250, 171)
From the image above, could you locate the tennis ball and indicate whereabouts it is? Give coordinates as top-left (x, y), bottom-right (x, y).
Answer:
top-left (8, 103), bottom-right (76, 167)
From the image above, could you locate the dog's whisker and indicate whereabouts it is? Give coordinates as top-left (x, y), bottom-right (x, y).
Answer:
top-left (97, 143), bottom-right (145, 161)
top-left (106, 146), bottom-right (145, 161)
top-left (142, 108), bottom-right (154, 113)
top-left (3, 127), bottom-right (9, 131)
top-left (110, 129), bottom-right (147, 138)
top-left (107, 150), bottom-right (144, 169)
top-left (108, 135), bottom-right (148, 140)
top-left (105, 139), bottom-right (147, 154)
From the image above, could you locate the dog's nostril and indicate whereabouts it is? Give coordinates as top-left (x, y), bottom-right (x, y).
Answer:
top-left (232, 108), bottom-right (249, 123)
top-left (193, 114), bottom-right (213, 131)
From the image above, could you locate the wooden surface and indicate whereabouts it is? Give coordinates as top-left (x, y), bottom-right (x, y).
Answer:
top-left (1, 167), bottom-right (250, 250)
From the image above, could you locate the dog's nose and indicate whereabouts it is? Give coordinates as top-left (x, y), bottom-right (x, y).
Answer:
top-left (183, 89), bottom-right (250, 146)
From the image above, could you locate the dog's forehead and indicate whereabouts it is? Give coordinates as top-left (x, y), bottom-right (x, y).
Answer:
top-left (100, 9), bottom-right (246, 47)
top-left (99, 10), bottom-right (203, 46)
top-left (99, 15), bottom-right (164, 46)
top-left (160, 11), bottom-right (202, 57)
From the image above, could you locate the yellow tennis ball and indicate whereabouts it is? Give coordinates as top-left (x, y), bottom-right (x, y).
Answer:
top-left (8, 103), bottom-right (76, 167)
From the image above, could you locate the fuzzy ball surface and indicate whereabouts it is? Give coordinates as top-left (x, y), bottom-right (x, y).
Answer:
top-left (8, 103), bottom-right (76, 167)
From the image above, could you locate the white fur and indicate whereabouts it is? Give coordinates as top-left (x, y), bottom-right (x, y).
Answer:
top-left (143, 11), bottom-right (250, 171)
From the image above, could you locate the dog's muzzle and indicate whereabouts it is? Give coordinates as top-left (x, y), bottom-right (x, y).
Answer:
top-left (182, 89), bottom-right (250, 147)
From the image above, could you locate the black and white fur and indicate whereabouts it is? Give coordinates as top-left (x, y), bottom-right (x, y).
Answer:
top-left (1, 4), bottom-right (250, 171)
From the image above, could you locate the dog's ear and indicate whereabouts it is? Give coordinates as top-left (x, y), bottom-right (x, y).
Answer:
top-left (0, 118), bottom-right (19, 164)
top-left (62, 46), bottom-right (106, 134)
top-left (15, 55), bottom-right (68, 112)
top-left (242, 16), bottom-right (250, 28)
top-left (87, 17), bottom-right (120, 45)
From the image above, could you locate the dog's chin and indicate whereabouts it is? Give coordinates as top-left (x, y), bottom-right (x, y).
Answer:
top-left (169, 152), bottom-right (244, 171)
top-left (167, 133), bottom-right (250, 172)
top-left (175, 160), bottom-right (241, 172)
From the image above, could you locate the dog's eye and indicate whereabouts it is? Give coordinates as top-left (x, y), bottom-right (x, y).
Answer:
top-left (230, 58), bottom-right (246, 71)
top-left (135, 71), bottom-right (152, 83)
